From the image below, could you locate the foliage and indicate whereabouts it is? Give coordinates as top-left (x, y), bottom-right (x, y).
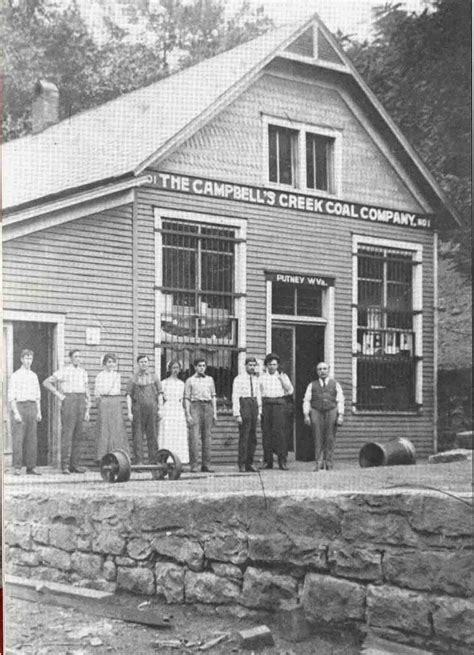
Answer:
top-left (342, 0), bottom-right (471, 277)
top-left (2, 0), bottom-right (272, 141)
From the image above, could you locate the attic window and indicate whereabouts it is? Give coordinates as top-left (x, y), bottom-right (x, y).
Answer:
top-left (317, 29), bottom-right (344, 64)
top-left (285, 27), bottom-right (315, 58)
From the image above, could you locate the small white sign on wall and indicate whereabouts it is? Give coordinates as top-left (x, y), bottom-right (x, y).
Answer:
top-left (85, 326), bottom-right (101, 345)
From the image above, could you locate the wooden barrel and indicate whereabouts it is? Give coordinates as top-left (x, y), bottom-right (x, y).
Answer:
top-left (359, 438), bottom-right (416, 467)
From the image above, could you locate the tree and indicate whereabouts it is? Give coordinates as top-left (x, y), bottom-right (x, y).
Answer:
top-left (2, 0), bottom-right (272, 141)
top-left (343, 0), bottom-right (471, 277)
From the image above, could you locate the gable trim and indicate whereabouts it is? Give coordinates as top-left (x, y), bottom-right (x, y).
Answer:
top-left (264, 70), bottom-right (431, 213)
top-left (134, 16), bottom-right (317, 176)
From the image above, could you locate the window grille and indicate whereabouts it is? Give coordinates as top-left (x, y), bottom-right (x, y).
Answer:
top-left (356, 245), bottom-right (418, 411)
top-left (158, 220), bottom-right (239, 403)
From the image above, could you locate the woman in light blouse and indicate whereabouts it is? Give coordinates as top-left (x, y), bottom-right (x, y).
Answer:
top-left (94, 353), bottom-right (129, 461)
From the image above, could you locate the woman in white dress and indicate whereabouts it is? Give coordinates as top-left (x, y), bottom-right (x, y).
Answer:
top-left (159, 360), bottom-right (189, 463)
top-left (94, 353), bottom-right (129, 462)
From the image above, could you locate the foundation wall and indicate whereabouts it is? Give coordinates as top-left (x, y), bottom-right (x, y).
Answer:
top-left (5, 489), bottom-right (473, 653)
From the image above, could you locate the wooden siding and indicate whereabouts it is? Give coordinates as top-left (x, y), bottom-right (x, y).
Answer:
top-left (137, 186), bottom-right (435, 461)
top-left (3, 206), bottom-right (134, 466)
top-left (154, 72), bottom-right (426, 213)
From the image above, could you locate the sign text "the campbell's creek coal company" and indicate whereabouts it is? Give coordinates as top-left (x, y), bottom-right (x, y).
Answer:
top-left (146, 172), bottom-right (434, 230)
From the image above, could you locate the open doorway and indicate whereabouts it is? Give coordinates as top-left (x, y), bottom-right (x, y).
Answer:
top-left (6, 321), bottom-right (55, 465)
top-left (272, 323), bottom-right (325, 460)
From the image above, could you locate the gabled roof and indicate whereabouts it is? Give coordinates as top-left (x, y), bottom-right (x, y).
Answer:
top-left (2, 13), bottom-right (460, 226)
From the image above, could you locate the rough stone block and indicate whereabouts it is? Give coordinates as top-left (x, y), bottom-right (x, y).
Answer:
top-left (241, 567), bottom-right (298, 610)
top-left (39, 546), bottom-right (71, 572)
top-left (7, 546), bottom-right (40, 567)
top-left (102, 560), bottom-right (117, 582)
top-left (185, 571), bottom-right (240, 604)
top-left (432, 596), bottom-right (474, 645)
top-left (274, 497), bottom-right (342, 540)
top-left (302, 573), bottom-right (365, 623)
top-left (49, 523), bottom-right (78, 552)
top-left (89, 498), bottom-right (134, 525)
top-left (248, 533), bottom-right (327, 569)
top-left (341, 508), bottom-right (418, 546)
top-left (384, 548), bottom-right (473, 597)
top-left (117, 566), bottom-right (155, 595)
top-left (428, 449), bottom-right (472, 464)
top-left (70, 552), bottom-right (103, 579)
top-left (236, 625), bottom-right (274, 650)
top-left (204, 531), bottom-right (248, 565)
top-left (4, 523), bottom-right (32, 550)
top-left (32, 523), bottom-right (49, 545)
top-left (155, 562), bottom-right (185, 603)
top-left (276, 600), bottom-right (312, 642)
top-left (115, 556), bottom-right (136, 567)
top-left (409, 495), bottom-right (472, 538)
top-left (211, 562), bottom-right (243, 581)
top-left (152, 535), bottom-right (204, 571)
top-left (328, 543), bottom-right (382, 581)
top-left (127, 537), bottom-right (153, 560)
top-left (366, 585), bottom-right (432, 636)
top-left (91, 530), bottom-right (126, 555)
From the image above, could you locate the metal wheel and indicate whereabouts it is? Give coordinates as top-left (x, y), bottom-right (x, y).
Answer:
top-left (151, 449), bottom-right (183, 480)
top-left (100, 449), bottom-right (132, 483)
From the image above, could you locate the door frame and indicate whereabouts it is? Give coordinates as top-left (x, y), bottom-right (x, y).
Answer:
top-left (265, 279), bottom-right (335, 372)
top-left (3, 310), bottom-right (65, 467)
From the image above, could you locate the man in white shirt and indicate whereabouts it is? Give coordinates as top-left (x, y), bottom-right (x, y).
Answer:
top-left (44, 349), bottom-right (90, 474)
top-left (9, 349), bottom-right (42, 475)
top-left (259, 353), bottom-right (294, 470)
top-left (232, 356), bottom-right (262, 472)
top-left (303, 362), bottom-right (344, 471)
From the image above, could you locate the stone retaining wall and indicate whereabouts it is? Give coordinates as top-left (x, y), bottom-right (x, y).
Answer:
top-left (5, 490), bottom-right (473, 653)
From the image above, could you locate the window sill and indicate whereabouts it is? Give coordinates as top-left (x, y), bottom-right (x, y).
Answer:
top-left (265, 180), bottom-right (338, 198)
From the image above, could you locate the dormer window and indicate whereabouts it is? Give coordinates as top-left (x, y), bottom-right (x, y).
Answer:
top-left (265, 117), bottom-right (341, 195)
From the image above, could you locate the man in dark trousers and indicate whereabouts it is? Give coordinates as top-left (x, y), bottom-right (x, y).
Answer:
top-left (303, 361), bottom-right (344, 471)
top-left (126, 354), bottom-right (163, 464)
top-left (44, 349), bottom-right (90, 474)
top-left (9, 349), bottom-right (42, 475)
top-left (232, 356), bottom-right (261, 472)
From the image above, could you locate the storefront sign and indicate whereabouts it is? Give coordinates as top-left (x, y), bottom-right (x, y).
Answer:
top-left (265, 271), bottom-right (334, 287)
top-left (147, 172), bottom-right (434, 229)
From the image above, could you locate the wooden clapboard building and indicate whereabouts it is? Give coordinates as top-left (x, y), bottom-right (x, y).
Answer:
top-left (3, 15), bottom-right (460, 468)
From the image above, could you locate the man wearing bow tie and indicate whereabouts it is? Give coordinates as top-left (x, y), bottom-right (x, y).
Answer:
top-left (184, 358), bottom-right (217, 473)
top-left (232, 357), bottom-right (262, 472)
top-left (303, 362), bottom-right (344, 471)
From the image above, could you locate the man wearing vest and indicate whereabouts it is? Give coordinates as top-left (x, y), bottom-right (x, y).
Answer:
top-left (303, 362), bottom-right (344, 471)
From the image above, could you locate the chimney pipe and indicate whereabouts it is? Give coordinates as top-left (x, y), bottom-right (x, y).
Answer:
top-left (32, 79), bottom-right (59, 134)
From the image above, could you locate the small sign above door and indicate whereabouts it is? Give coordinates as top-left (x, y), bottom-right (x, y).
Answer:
top-left (265, 271), bottom-right (335, 287)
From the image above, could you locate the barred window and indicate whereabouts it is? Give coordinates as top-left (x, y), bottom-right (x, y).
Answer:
top-left (356, 244), bottom-right (419, 412)
top-left (158, 220), bottom-right (239, 403)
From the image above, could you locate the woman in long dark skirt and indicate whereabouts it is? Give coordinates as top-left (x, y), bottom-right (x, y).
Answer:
top-left (94, 353), bottom-right (129, 462)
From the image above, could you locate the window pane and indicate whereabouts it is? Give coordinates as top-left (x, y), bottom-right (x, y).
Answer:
top-left (357, 358), bottom-right (416, 411)
top-left (272, 283), bottom-right (295, 314)
top-left (296, 287), bottom-right (322, 316)
top-left (306, 133), bottom-right (333, 191)
top-left (268, 125), bottom-right (297, 186)
top-left (201, 251), bottom-right (233, 293)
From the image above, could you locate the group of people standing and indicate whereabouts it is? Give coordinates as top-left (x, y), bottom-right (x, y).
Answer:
top-left (9, 348), bottom-right (344, 476)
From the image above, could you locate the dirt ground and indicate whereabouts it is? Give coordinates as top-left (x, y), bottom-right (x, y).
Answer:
top-left (4, 592), bottom-right (361, 655)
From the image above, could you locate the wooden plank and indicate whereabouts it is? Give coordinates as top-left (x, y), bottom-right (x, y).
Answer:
top-left (5, 575), bottom-right (172, 629)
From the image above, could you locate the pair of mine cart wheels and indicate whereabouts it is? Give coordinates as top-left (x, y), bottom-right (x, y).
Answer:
top-left (100, 449), bottom-right (182, 483)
